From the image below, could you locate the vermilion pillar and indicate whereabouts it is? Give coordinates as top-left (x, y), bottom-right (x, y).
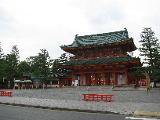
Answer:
top-left (125, 69), bottom-right (129, 85)
top-left (113, 70), bottom-right (117, 85)
top-left (115, 72), bottom-right (119, 85)
top-left (101, 73), bottom-right (106, 85)
top-left (105, 73), bottom-right (109, 85)
top-left (80, 73), bottom-right (85, 85)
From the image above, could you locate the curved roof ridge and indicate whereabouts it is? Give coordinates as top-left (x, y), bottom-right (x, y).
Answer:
top-left (77, 28), bottom-right (128, 38)
top-left (60, 28), bottom-right (133, 50)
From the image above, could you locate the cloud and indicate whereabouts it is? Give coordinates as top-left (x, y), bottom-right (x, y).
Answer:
top-left (86, 1), bottom-right (125, 24)
top-left (0, 0), bottom-right (160, 60)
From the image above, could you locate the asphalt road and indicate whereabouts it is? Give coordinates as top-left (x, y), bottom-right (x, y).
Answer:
top-left (0, 104), bottom-right (127, 120)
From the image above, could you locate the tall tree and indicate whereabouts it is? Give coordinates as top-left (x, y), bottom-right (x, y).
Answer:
top-left (0, 43), bottom-right (7, 87)
top-left (4, 45), bottom-right (20, 87)
top-left (139, 28), bottom-right (160, 67)
top-left (27, 49), bottom-right (52, 84)
top-left (139, 28), bottom-right (160, 84)
top-left (51, 53), bottom-right (71, 78)
top-left (0, 42), bottom-right (4, 59)
top-left (5, 54), bottom-right (18, 79)
top-left (11, 45), bottom-right (20, 60)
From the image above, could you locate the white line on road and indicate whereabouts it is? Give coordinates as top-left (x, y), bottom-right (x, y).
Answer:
top-left (125, 117), bottom-right (160, 120)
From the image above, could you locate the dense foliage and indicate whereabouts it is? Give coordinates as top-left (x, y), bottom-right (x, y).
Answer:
top-left (139, 28), bottom-right (160, 81)
top-left (51, 53), bottom-right (71, 78)
top-left (27, 49), bottom-right (53, 84)
top-left (139, 28), bottom-right (160, 67)
top-left (0, 43), bottom-right (70, 88)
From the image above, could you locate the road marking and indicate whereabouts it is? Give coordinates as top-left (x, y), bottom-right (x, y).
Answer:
top-left (134, 111), bottom-right (160, 117)
top-left (125, 116), bottom-right (160, 120)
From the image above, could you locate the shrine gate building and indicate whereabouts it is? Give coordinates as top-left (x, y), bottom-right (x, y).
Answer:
top-left (61, 29), bottom-right (141, 86)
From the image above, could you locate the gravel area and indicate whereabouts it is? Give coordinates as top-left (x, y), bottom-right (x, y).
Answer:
top-left (12, 86), bottom-right (160, 103)
top-left (0, 86), bottom-right (160, 115)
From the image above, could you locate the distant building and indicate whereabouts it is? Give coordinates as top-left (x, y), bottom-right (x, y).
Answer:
top-left (61, 29), bottom-right (141, 86)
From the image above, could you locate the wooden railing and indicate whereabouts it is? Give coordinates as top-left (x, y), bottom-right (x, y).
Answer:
top-left (0, 90), bottom-right (12, 97)
top-left (82, 94), bottom-right (113, 102)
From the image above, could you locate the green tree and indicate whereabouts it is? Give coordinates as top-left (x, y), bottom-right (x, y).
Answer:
top-left (17, 61), bottom-right (31, 78)
top-left (4, 45), bottom-right (20, 88)
top-left (0, 59), bottom-right (7, 88)
top-left (0, 43), bottom-right (7, 88)
top-left (5, 54), bottom-right (18, 79)
top-left (139, 28), bottom-right (160, 83)
top-left (0, 43), bottom-right (7, 87)
top-left (27, 49), bottom-right (52, 84)
top-left (51, 53), bottom-right (71, 78)
top-left (0, 42), bottom-right (4, 59)
top-left (11, 45), bottom-right (20, 60)
top-left (0, 42), bottom-right (5, 81)
top-left (139, 28), bottom-right (160, 67)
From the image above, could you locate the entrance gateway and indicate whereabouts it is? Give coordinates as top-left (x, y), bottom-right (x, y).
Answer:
top-left (118, 72), bottom-right (126, 85)
top-left (73, 72), bottom-right (126, 86)
top-left (60, 29), bottom-right (141, 86)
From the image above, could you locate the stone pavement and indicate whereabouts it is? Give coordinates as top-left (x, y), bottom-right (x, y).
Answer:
top-left (0, 86), bottom-right (160, 116)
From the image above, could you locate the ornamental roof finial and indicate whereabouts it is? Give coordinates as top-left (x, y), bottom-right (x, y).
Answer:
top-left (75, 34), bottom-right (78, 38)
top-left (124, 28), bottom-right (129, 37)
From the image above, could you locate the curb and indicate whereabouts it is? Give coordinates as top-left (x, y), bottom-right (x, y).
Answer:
top-left (0, 102), bottom-right (119, 115)
top-left (134, 110), bottom-right (160, 117)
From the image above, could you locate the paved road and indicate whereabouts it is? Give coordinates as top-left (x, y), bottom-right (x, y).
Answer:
top-left (0, 104), bottom-right (127, 120)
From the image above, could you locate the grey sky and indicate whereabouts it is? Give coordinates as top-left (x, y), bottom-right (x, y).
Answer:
top-left (0, 0), bottom-right (160, 60)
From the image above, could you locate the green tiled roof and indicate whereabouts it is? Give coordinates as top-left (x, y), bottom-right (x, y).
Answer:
top-left (61, 28), bottom-right (130, 48)
top-left (64, 56), bottom-right (140, 66)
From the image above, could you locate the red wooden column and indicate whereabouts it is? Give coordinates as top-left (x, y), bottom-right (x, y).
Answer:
top-left (85, 73), bottom-right (91, 86)
top-left (113, 70), bottom-right (117, 85)
top-left (99, 65), bottom-right (105, 85)
top-left (105, 73), bottom-right (109, 85)
top-left (101, 72), bottom-right (106, 85)
top-left (115, 72), bottom-right (118, 85)
top-left (125, 69), bottom-right (129, 85)
top-left (80, 72), bottom-right (85, 85)
top-left (85, 73), bottom-right (88, 86)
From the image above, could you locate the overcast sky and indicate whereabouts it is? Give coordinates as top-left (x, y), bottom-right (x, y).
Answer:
top-left (0, 0), bottom-right (160, 60)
